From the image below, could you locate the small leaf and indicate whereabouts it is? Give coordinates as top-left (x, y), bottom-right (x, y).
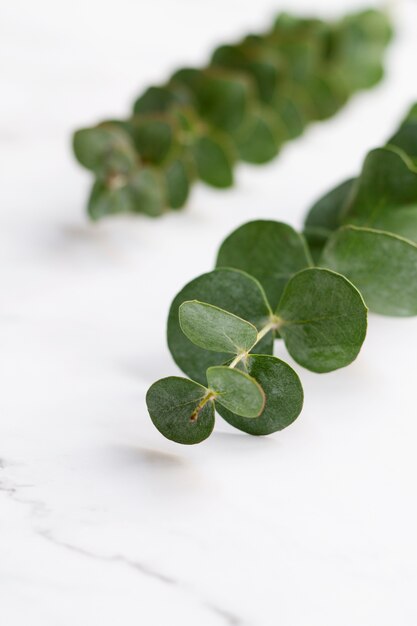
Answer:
top-left (320, 225), bottom-right (417, 316)
top-left (216, 220), bottom-right (312, 309)
top-left (87, 180), bottom-right (133, 220)
top-left (277, 267), bottom-right (367, 372)
top-left (210, 43), bottom-right (280, 104)
top-left (273, 92), bottom-right (306, 139)
top-left (133, 86), bottom-right (179, 115)
top-left (172, 68), bottom-right (251, 133)
top-left (131, 117), bottom-right (174, 164)
top-left (129, 168), bottom-right (166, 217)
top-left (234, 111), bottom-right (280, 164)
top-left (73, 126), bottom-right (136, 176)
top-left (168, 268), bottom-right (273, 384)
top-left (207, 366), bottom-right (265, 418)
top-left (146, 377), bottom-right (215, 445)
top-left (216, 354), bottom-right (303, 435)
top-left (179, 300), bottom-right (258, 354)
top-left (165, 159), bottom-right (190, 209)
top-left (193, 135), bottom-right (234, 188)
top-left (335, 9), bottom-right (392, 91)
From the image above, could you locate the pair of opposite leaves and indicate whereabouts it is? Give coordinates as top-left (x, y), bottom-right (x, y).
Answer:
top-left (147, 106), bottom-right (417, 444)
top-left (147, 225), bottom-right (368, 444)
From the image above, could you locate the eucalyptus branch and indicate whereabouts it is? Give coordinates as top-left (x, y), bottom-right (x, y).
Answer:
top-left (73, 9), bottom-right (392, 221)
top-left (146, 104), bottom-right (417, 445)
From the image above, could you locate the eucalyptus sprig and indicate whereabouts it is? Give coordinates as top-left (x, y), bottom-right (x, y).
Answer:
top-left (305, 102), bottom-right (417, 315)
top-left (73, 9), bottom-right (391, 220)
top-left (147, 104), bottom-right (417, 444)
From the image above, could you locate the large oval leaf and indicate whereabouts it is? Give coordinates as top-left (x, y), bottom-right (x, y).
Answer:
top-left (217, 354), bottom-right (303, 435)
top-left (216, 220), bottom-right (312, 309)
top-left (146, 377), bottom-right (215, 445)
top-left (277, 267), bottom-right (367, 372)
top-left (341, 149), bottom-right (417, 244)
top-left (207, 366), bottom-right (265, 418)
top-left (320, 225), bottom-right (417, 316)
top-left (179, 301), bottom-right (258, 354)
top-left (168, 268), bottom-right (273, 384)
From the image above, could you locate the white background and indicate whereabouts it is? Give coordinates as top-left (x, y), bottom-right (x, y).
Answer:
top-left (1, 1), bottom-right (417, 624)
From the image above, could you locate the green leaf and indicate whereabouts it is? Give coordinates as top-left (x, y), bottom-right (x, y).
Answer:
top-left (216, 354), bottom-right (303, 435)
top-left (216, 220), bottom-right (312, 309)
top-left (193, 135), bottom-right (234, 188)
top-left (234, 111), bottom-right (280, 164)
top-left (73, 126), bottom-right (136, 176)
top-left (303, 178), bottom-right (356, 261)
top-left (303, 227), bottom-right (331, 265)
top-left (277, 267), bottom-right (367, 372)
top-left (165, 159), bottom-right (190, 209)
top-left (172, 68), bottom-right (251, 133)
top-left (305, 178), bottom-right (355, 233)
top-left (388, 105), bottom-right (417, 165)
top-left (168, 268), bottom-right (273, 384)
top-left (334, 9), bottom-right (392, 91)
top-left (207, 366), bottom-right (265, 418)
top-left (146, 377), bottom-right (215, 445)
top-left (179, 300), bottom-right (258, 354)
top-left (342, 148), bottom-right (417, 243)
top-left (129, 168), bottom-right (166, 217)
top-left (87, 180), bottom-right (133, 220)
top-left (320, 225), bottom-right (417, 316)
top-left (131, 117), bottom-right (174, 164)
top-left (345, 147), bottom-right (417, 216)
top-left (210, 43), bottom-right (280, 104)
top-left (273, 92), bottom-right (306, 139)
top-left (388, 122), bottom-right (417, 166)
top-left (133, 86), bottom-right (180, 115)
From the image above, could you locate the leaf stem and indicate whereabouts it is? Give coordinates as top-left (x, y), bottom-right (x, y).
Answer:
top-left (190, 390), bottom-right (217, 422)
top-left (229, 316), bottom-right (283, 370)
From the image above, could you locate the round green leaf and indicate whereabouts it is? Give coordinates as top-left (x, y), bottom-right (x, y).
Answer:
top-left (168, 268), bottom-right (273, 385)
top-left (207, 366), bottom-right (265, 418)
top-left (273, 92), bottom-right (306, 139)
top-left (217, 354), bottom-right (303, 435)
top-left (320, 225), bottom-right (417, 316)
top-left (179, 301), bottom-right (258, 354)
top-left (131, 117), bottom-right (174, 164)
top-left (234, 111), bottom-right (280, 164)
top-left (344, 147), bottom-right (417, 222)
top-left (146, 377), bottom-right (215, 445)
top-left (87, 180), bottom-right (133, 220)
top-left (129, 168), bottom-right (166, 217)
top-left (73, 126), bottom-right (136, 176)
top-left (133, 86), bottom-right (179, 115)
top-left (210, 43), bottom-right (280, 104)
top-left (216, 220), bottom-right (312, 309)
top-left (193, 135), bottom-right (234, 188)
top-left (277, 267), bottom-right (367, 372)
top-left (172, 68), bottom-right (250, 133)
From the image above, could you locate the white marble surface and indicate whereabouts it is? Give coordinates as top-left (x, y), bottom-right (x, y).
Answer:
top-left (1, 1), bottom-right (417, 624)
